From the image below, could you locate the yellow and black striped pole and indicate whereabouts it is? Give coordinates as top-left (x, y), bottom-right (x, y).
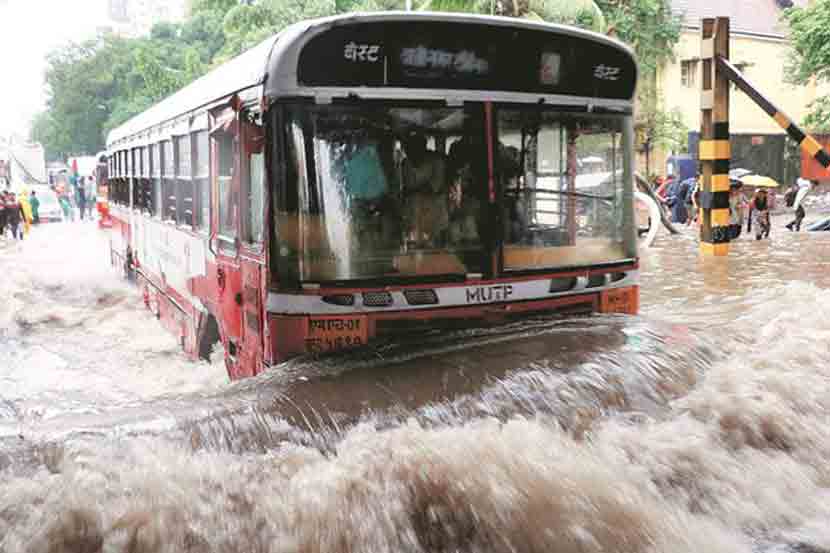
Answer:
top-left (699, 17), bottom-right (731, 256)
top-left (716, 55), bottom-right (830, 171)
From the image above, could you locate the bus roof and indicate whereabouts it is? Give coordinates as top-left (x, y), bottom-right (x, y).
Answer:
top-left (108, 12), bottom-right (636, 148)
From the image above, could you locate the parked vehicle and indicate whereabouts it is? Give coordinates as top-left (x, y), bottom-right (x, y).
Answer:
top-left (31, 186), bottom-right (63, 222)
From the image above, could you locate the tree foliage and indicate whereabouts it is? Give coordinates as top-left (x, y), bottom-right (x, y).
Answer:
top-left (784, 1), bottom-right (830, 84)
top-left (32, 0), bottom-right (681, 160)
top-left (596, 0), bottom-right (680, 76)
top-left (783, 0), bottom-right (830, 129)
top-left (803, 96), bottom-right (830, 133)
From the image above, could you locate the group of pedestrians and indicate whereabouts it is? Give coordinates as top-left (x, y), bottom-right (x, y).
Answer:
top-left (655, 173), bottom-right (815, 242)
top-left (0, 175), bottom-right (95, 244)
top-left (58, 175), bottom-right (92, 221)
top-left (656, 175), bottom-right (698, 226)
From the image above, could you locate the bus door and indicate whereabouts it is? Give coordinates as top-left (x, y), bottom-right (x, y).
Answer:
top-left (210, 106), bottom-right (245, 376)
top-left (237, 109), bottom-right (267, 376)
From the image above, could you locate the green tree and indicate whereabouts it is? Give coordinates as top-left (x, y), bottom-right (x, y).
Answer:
top-left (803, 97), bottom-right (830, 133)
top-left (595, 0), bottom-right (682, 170)
top-left (783, 0), bottom-right (830, 130)
top-left (636, 81), bottom-right (687, 174)
top-left (412, 0), bottom-right (604, 29)
top-left (214, 2), bottom-right (283, 61)
top-left (33, 37), bottom-right (127, 157)
top-left (32, 8), bottom-right (227, 159)
top-left (32, 0), bottom-right (683, 161)
top-left (190, 0), bottom-right (240, 15)
top-left (596, 0), bottom-right (680, 75)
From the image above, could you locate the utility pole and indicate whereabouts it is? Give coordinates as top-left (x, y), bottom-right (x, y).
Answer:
top-left (698, 17), bottom-right (731, 256)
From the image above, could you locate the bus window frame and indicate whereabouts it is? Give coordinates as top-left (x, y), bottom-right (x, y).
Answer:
top-left (492, 103), bottom-right (637, 275)
top-left (267, 99), bottom-right (635, 288)
top-left (175, 133), bottom-right (194, 229)
top-left (161, 139), bottom-right (176, 223)
top-left (240, 107), bottom-right (266, 252)
top-left (150, 142), bottom-right (161, 218)
top-left (131, 147), bottom-right (140, 210)
top-left (269, 106), bottom-right (289, 289)
top-left (211, 107), bottom-right (240, 255)
top-left (140, 145), bottom-right (151, 214)
top-left (192, 129), bottom-right (210, 234)
top-left (269, 99), bottom-right (495, 286)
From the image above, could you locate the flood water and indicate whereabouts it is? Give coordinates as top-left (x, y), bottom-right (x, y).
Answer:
top-left (2, 214), bottom-right (830, 553)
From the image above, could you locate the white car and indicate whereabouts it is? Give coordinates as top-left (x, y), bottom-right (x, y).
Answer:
top-left (31, 186), bottom-right (63, 223)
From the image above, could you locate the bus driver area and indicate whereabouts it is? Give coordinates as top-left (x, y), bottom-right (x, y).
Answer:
top-left (274, 106), bottom-right (632, 282)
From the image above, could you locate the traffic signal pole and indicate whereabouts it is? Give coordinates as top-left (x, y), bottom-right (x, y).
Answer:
top-left (699, 17), bottom-right (731, 256)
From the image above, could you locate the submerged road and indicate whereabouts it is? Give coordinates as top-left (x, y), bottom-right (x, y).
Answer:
top-left (2, 217), bottom-right (830, 553)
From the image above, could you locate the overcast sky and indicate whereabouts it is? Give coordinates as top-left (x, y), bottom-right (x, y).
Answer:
top-left (0, 0), bottom-right (109, 138)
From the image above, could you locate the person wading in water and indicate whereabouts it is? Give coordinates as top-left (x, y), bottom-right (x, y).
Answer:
top-left (750, 188), bottom-right (771, 240)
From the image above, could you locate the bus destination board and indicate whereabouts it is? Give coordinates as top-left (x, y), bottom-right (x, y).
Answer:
top-left (296, 21), bottom-right (636, 100)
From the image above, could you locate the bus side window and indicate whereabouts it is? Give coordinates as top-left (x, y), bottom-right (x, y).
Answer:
top-left (141, 146), bottom-right (150, 214)
top-left (150, 143), bottom-right (161, 216)
top-left (161, 140), bottom-right (176, 221)
top-left (193, 130), bottom-right (210, 232)
top-left (214, 131), bottom-right (237, 242)
top-left (176, 135), bottom-right (193, 227)
top-left (242, 113), bottom-right (265, 245)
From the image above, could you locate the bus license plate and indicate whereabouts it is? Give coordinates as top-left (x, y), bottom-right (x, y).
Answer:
top-left (306, 316), bottom-right (368, 353)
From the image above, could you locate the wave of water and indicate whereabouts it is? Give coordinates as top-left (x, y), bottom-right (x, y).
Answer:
top-left (0, 223), bottom-right (227, 439)
top-left (2, 223), bottom-right (830, 552)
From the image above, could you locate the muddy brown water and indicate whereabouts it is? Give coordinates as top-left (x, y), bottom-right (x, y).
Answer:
top-left (2, 217), bottom-right (830, 553)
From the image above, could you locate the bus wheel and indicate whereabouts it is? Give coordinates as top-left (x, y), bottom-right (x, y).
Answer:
top-left (198, 315), bottom-right (221, 362)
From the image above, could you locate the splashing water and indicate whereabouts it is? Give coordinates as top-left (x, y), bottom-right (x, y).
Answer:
top-left (2, 221), bottom-right (830, 552)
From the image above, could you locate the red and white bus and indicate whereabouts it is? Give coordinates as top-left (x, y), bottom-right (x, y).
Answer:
top-left (106, 12), bottom-right (640, 379)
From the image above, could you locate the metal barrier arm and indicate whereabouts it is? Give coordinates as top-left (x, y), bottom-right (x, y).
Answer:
top-left (716, 55), bottom-right (830, 169)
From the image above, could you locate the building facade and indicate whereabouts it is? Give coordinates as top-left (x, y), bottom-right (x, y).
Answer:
top-left (655, 0), bottom-right (829, 180)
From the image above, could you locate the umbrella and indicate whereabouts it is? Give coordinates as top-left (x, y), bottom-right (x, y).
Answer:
top-left (739, 174), bottom-right (779, 188)
top-left (729, 168), bottom-right (752, 179)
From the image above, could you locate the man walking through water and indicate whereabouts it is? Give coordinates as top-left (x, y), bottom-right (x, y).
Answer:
top-left (785, 178), bottom-right (812, 232)
top-left (4, 191), bottom-right (24, 240)
top-left (0, 192), bottom-right (5, 238)
top-left (750, 188), bottom-right (771, 240)
top-left (29, 190), bottom-right (40, 224)
top-left (77, 178), bottom-right (87, 221)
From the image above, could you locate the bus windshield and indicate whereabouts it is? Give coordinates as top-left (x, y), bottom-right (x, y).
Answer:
top-left (273, 103), bottom-right (632, 284)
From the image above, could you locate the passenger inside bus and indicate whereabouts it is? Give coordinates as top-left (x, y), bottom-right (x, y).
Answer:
top-left (399, 132), bottom-right (449, 248)
top-left (447, 126), bottom-right (487, 246)
top-left (340, 137), bottom-right (398, 251)
top-left (447, 121), bottom-right (521, 247)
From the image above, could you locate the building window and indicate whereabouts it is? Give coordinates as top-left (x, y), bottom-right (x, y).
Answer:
top-left (681, 59), bottom-right (698, 88)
